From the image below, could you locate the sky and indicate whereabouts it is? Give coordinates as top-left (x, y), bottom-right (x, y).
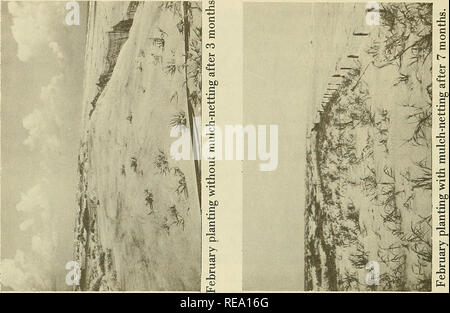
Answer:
top-left (242, 2), bottom-right (364, 291)
top-left (242, 3), bottom-right (313, 291)
top-left (0, 1), bottom-right (368, 292)
top-left (1, 1), bottom-right (88, 290)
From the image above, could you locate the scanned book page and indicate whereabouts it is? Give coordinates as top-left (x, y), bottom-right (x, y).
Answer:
top-left (0, 0), bottom-right (448, 293)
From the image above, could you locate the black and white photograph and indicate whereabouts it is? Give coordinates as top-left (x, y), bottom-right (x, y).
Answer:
top-left (1, 1), bottom-right (202, 291)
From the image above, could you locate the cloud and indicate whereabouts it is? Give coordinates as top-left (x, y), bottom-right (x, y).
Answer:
top-left (40, 73), bottom-right (65, 112)
top-left (19, 219), bottom-right (35, 231)
top-left (31, 235), bottom-right (54, 259)
top-left (1, 183), bottom-right (58, 290)
top-left (22, 74), bottom-right (64, 154)
top-left (7, 2), bottom-right (66, 61)
top-left (49, 42), bottom-right (64, 60)
top-left (16, 184), bottom-right (49, 214)
top-left (0, 248), bottom-right (55, 291)
top-left (0, 251), bottom-right (37, 291)
top-left (8, 2), bottom-right (70, 155)
top-left (22, 109), bottom-right (61, 153)
top-left (3, 2), bottom-right (81, 292)
top-left (0, 231), bottom-right (57, 290)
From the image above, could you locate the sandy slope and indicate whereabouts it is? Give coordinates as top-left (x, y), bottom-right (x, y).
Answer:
top-left (305, 3), bottom-right (432, 291)
top-left (74, 2), bottom-right (201, 291)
